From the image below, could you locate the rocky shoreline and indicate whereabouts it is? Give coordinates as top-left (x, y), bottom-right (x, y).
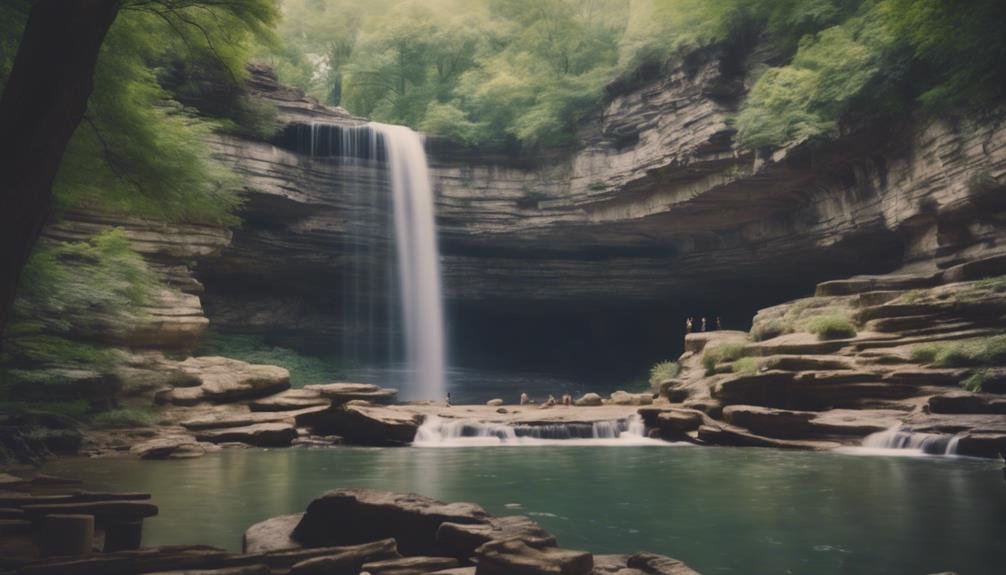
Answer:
top-left (0, 473), bottom-right (704, 575)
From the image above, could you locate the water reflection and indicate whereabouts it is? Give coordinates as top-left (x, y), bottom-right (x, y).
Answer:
top-left (44, 447), bottom-right (1004, 575)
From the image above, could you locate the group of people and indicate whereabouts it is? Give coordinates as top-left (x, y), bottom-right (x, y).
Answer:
top-left (520, 392), bottom-right (573, 407)
top-left (685, 316), bottom-right (722, 333)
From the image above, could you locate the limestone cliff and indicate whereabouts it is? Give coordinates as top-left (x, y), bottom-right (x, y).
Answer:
top-left (199, 56), bottom-right (1006, 372)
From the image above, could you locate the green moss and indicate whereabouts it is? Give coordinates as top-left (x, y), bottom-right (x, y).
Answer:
top-left (911, 335), bottom-right (1006, 367)
top-left (90, 408), bottom-right (155, 429)
top-left (731, 357), bottom-right (762, 375)
top-left (805, 314), bottom-right (858, 340)
top-left (702, 343), bottom-right (748, 375)
top-left (962, 370), bottom-right (986, 393)
top-left (196, 332), bottom-right (355, 388)
top-left (649, 360), bottom-right (681, 387)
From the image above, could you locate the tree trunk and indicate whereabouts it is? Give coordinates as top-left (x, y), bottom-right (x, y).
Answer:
top-left (0, 0), bottom-right (122, 339)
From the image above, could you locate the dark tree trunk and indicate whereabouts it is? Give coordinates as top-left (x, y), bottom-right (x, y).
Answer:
top-left (0, 0), bottom-right (122, 339)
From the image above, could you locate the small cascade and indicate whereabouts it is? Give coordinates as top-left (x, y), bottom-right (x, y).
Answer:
top-left (413, 414), bottom-right (663, 446)
top-left (860, 425), bottom-right (962, 456)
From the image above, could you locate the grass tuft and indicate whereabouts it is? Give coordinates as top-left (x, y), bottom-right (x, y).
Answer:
top-left (805, 314), bottom-right (857, 340)
top-left (649, 360), bottom-right (680, 387)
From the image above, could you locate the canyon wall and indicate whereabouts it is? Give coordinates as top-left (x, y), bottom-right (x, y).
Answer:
top-left (194, 54), bottom-right (1005, 371)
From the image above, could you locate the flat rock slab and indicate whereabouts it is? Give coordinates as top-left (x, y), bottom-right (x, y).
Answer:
top-left (303, 403), bottom-right (422, 446)
top-left (130, 437), bottom-right (207, 459)
top-left (697, 424), bottom-right (841, 451)
top-left (437, 515), bottom-right (556, 559)
top-left (361, 556), bottom-right (459, 575)
top-left (21, 500), bottom-right (158, 521)
top-left (475, 539), bottom-right (593, 575)
top-left (293, 489), bottom-right (490, 557)
top-left (179, 356), bottom-right (290, 402)
top-left (195, 423), bottom-right (297, 447)
top-left (181, 412), bottom-right (295, 431)
top-left (303, 383), bottom-right (398, 405)
top-left (244, 513), bottom-right (304, 554)
top-left (282, 539), bottom-right (400, 574)
top-left (249, 389), bottom-right (330, 412)
top-left (722, 406), bottom-right (901, 439)
top-left (626, 552), bottom-right (703, 575)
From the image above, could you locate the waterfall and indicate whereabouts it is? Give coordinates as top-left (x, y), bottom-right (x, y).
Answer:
top-left (368, 123), bottom-right (446, 401)
top-left (295, 121), bottom-right (446, 401)
top-left (859, 425), bottom-right (962, 456)
top-left (412, 414), bottom-right (665, 446)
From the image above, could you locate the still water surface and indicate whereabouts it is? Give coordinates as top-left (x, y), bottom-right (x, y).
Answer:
top-left (45, 446), bottom-right (1004, 575)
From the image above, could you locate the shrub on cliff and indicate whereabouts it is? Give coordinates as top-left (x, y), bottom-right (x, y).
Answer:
top-left (805, 315), bottom-right (857, 340)
top-left (649, 360), bottom-right (681, 387)
top-left (911, 335), bottom-right (1006, 368)
top-left (701, 343), bottom-right (747, 375)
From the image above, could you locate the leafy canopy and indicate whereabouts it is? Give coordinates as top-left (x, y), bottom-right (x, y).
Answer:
top-left (273, 0), bottom-right (1006, 151)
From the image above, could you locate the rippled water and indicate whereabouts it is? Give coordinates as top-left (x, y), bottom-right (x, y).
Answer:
top-left (44, 447), bottom-right (1004, 574)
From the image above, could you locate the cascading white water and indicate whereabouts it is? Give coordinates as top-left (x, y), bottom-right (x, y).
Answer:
top-left (413, 414), bottom-right (664, 446)
top-left (368, 123), bottom-right (446, 401)
top-left (299, 121), bottom-right (446, 401)
top-left (859, 425), bottom-right (961, 456)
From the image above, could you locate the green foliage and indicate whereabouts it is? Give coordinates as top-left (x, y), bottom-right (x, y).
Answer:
top-left (911, 336), bottom-right (1006, 368)
top-left (0, 230), bottom-right (156, 394)
top-left (701, 343), bottom-right (747, 375)
top-left (805, 314), bottom-right (858, 340)
top-left (272, 0), bottom-right (626, 148)
top-left (269, 0), bottom-right (1004, 150)
top-left (197, 332), bottom-right (355, 388)
top-left (962, 370), bottom-right (985, 393)
top-left (90, 408), bottom-right (155, 429)
top-left (649, 360), bottom-right (680, 386)
top-left (731, 356), bottom-right (762, 375)
top-left (883, 0), bottom-right (1006, 114)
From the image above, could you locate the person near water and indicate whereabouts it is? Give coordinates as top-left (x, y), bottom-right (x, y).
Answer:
top-left (446, 392), bottom-right (452, 407)
top-left (701, 317), bottom-right (707, 332)
top-left (686, 317), bottom-right (693, 333)
top-left (562, 393), bottom-right (572, 406)
top-left (716, 316), bottom-right (722, 330)
top-left (520, 392), bottom-right (529, 405)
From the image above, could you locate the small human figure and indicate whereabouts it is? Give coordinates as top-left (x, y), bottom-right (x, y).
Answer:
top-left (562, 393), bottom-right (572, 406)
top-left (445, 392), bottom-right (452, 407)
top-left (520, 392), bottom-right (529, 405)
top-left (701, 317), bottom-right (707, 332)
top-left (685, 317), bottom-right (693, 333)
top-left (716, 316), bottom-right (722, 330)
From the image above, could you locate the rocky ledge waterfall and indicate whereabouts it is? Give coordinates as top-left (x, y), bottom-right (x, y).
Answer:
top-left (298, 121), bottom-right (446, 401)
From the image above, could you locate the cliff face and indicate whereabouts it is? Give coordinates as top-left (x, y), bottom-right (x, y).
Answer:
top-left (195, 58), bottom-right (1006, 372)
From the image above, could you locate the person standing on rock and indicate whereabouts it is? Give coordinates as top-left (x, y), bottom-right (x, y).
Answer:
top-left (446, 392), bottom-right (452, 407)
top-left (716, 317), bottom-right (722, 330)
top-left (686, 317), bottom-right (693, 333)
top-left (520, 392), bottom-right (529, 405)
top-left (701, 317), bottom-right (707, 332)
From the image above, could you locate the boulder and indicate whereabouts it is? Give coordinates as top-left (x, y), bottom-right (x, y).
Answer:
top-left (195, 423), bottom-right (297, 447)
top-left (292, 489), bottom-right (490, 556)
top-left (178, 357), bottom-right (290, 402)
top-left (130, 437), bottom-right (206, 460)
top-left (954, 432), bottom-right (1006, 459)
top-left (159, 386), bottom-right (206, 406)
top-left (927, 392), bottom-right (1006, 415)
top-left (437, 515), bottom-right (556, 559)
top-left (608, 391), bottom-right (653, 406)
top-left (249, 389), bottom-right (330, 412)
top-left (626, 552), bottom-right (703, 575)
top-left (361, 556), bottom-right (460, 575)
top-left (486, 399), bottom-right (504, 407)
top-left (574, 393), bottom-right (602, 407)
top-left (284, 539), bottom-right (401, 575)
top-left (475, 539), bottom-right (593, 575)
top-left (244, 513), bottom-right (304, 554)
top-left (302, 403), bottom-right (421, 446)
top-left (303, 383), bottom-right (398, 406)
top-left (655, 410), bottom-right (704, 436)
